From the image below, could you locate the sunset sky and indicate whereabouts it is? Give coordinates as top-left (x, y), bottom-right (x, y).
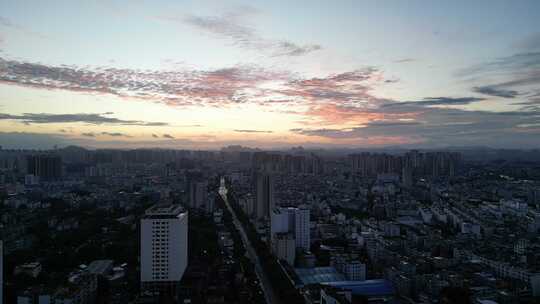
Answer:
top-left (1, 0), bottom-right (539, 149)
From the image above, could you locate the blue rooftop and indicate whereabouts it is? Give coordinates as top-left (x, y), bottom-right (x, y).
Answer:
top-left (322, 279), bottom-right (395, 296)
top-left (295, 267), bottom-right (345, 285)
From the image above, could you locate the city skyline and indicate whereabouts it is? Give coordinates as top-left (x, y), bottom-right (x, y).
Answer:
top-left (1, 0), bottom-right (540, 149)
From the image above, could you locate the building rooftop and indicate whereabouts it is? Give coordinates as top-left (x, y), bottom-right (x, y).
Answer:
top-left (144, 204), bottom-right (186, 218)
top-left (295, 267), bottom-right (345, 285)
top-left (322, 279), bottom-right (395, 297)
top-left (87, 260), bottom-right (114, 276)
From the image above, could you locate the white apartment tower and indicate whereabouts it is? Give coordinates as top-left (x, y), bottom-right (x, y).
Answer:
top-left (140, 205), bottom-right (188, 295)
top-left (270, 205), bottom-right (311, 252)
top-left (272, 233), bottom-right (296, 265)
top-left (294, 205), bottom-right (311, 251)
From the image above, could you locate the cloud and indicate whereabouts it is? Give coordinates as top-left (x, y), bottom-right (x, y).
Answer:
top-left (278, 68), bottom-right (384, 108)
top-left (0, 56), bottom-right (384, 114)
top-left (365, 120), bottom-right (422, 127)
top-left (0, 57), bottom-right (290, 107)
top-left (290, 127), bottom-right (350, 137)
top-left (300, 103), bottom-right (393, 126)
top-left (1, 54), bottom-right (538, 148)
top-left (0, 112), bottom-right (168, 126)
top-left (288, 82), bottom-right (539, 147)
top-left (178, 10), bottom-right (321, 57)
top-left (384, 97), bottom-right (485, 107)
top-left (162, 134), bottom-right (174, 139)
top-left (234, 129), bottom-right (273, 133)
top-left (462, 52), bottom-right (540, 75)
top-left (81, 132), bottom-right (96, 137)
top-left (472, 86), bottom-right (519, 98)
top-left (295, 95), bottom-right (484, 127)
top-left (290, 105), bottom-right (540, 148)
top-left (459, 52), bottom-right (540, 105)
top-left (178, 124), bottom-right (203, 127)
top-left (101, 132), bottom-right (132, 137)
top-left (394, 58), bottom-right (415, 63)
top-left (273, 41), bottom-right (322, 57)
top-left (152, 134), bottom-right (159, 138)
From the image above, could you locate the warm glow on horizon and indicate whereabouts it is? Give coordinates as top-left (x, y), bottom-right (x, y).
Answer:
top-left (1, 1), bottom-right (539, 149)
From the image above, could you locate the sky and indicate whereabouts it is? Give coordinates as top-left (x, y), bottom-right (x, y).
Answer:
top-left (0, 0), bottom-right (539, 150)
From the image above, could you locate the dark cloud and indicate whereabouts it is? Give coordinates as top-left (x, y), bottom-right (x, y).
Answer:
top-left (0, 112), bottom-right (168, 126)
top-left (383, 97), bottom-right (484, 108)
top-left (152, 134), bottom-right (159, 138)
top-left (162, 134), bottom-right (175, 139)
top-left (290, 128), bottom-right (349, 137)
top-left (81, 132), bottom-right (96, 137)
top-left (482, 72), bottom-right (540, 90)
top-left (179, 11), bottom-right (321, 57)
top-left (462, 52), bottom-right (540, 75)
top-left (366, 120), bottom-right (422, 127)
top-left (472, 86), bottom-right (519, 98)
top-left (101, 132), bottom-right (132, 137)
top-left (459, 52), bottom-right (540, 105)
top-left (234, 129), bottom-right (273, 133)
top-left (290, 106), bottom-right (540, 148)
top-left (394, 58), bottom-right (415, 63)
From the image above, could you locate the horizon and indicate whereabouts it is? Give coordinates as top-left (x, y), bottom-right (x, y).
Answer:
top-left (1, 1), bottom-right (540, 149)
top-left (2, 143), bottom-right (540, 155)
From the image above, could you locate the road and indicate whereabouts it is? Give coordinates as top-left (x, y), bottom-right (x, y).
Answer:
top-left (219, 177), bottom-right (281, 304)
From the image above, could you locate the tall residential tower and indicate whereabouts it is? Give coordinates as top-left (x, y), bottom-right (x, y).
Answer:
top-left (140, 205), bottom-right (188, 296)
top-left (255, 172), bottom-right (275, 219)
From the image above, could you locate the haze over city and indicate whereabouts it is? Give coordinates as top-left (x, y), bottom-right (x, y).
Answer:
top-left (1, 0), bottom-right (539, 150)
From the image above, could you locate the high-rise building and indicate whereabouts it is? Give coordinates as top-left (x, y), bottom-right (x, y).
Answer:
top-left (270, 208), bottom-right (293, 236)
top-left (295, 205), bottom-right (311, 251)
top-left (26, 154), bottom-right (62, 181)
top-left (270, 205), bottom-right (310, 252)
top-left (401, 165), bottom-right (413, 188)
top-left (140, 205), bottom-right (188, 295)
top-left (0, 240), bottom-right (3, 304)
top-left (350, 150), bottom-right (461, 179)
top-left (342, 262), bottom-right (366, 281)
top-left (272, 233), bottom-right (296, 265)
top-left (240, 195), bottom-right (255, 217)
top-left (255, 172), bottom-right (274, 219)
top-left (189, 181), bottom-right (208, 210)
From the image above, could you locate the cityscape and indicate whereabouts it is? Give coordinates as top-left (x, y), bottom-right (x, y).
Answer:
top-left (1, 1), bottom-right (540, 304)
top-left (0, 147), bottom-right (539, 303)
